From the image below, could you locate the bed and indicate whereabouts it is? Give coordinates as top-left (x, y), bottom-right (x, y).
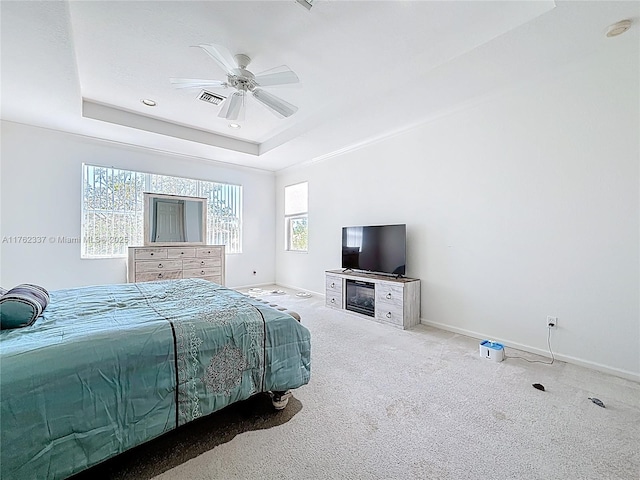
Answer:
top-left (0, 278), bottom-right (311, 480)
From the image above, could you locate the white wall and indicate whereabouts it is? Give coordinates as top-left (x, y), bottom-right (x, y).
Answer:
top-left (0, 122), bottom-right (276, 290)
top-left (275, 46), bottom-right (640, 380)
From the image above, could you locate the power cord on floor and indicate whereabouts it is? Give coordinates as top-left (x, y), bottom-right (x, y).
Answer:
top-left (504, 326), bottom-right (555, 365)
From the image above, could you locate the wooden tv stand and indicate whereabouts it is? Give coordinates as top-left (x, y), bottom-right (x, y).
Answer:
top-left (325, 270), bottom-right (420, 329)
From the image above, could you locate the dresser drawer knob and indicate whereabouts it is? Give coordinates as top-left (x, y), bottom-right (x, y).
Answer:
top-left (180, 251), bottom-right (184, 255)
top-left (158, 273), bottom-right (163, 278)
top-left (158, 263), bottom-right (163, 268)
top-left (150, 252), bottom-right (154, 256)
top-left (386, 293), bottom-right (392, 299)
top-left (331, 298), bottom-right (336, 304)
top-left (201, 261), bottom-right (205, 266)
top-left (386, 312), bottom-right (392, 319)
top-left (330, 282), bottom-right (335, 288)
top-left (201, 270), bottom-right (205, 275)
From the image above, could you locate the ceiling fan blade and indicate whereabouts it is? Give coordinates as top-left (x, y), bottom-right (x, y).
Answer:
top-left (254, 66), bottom-right (299, 87)
top-left (218, 91), bottom-right (245, 121)
top-left (252, 88), bottom-right (298, 118)
top-left (170, 78), bottom-right (227, 89)
top-left (196, 44), bottom-right (237, 75)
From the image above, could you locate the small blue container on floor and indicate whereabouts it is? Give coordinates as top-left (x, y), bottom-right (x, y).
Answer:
top-left (479, 340), bottom-right (505, 362)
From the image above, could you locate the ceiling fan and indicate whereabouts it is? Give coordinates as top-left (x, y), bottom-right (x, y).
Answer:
top-left (170, 44), bottom-right (299, 121)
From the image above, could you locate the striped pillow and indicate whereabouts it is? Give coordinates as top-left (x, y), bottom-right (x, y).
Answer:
top-left (0, 284), bottom-right (50, 329)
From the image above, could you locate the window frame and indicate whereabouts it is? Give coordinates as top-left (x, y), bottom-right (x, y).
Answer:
top-left (284, 181), bottom-right (308, 253)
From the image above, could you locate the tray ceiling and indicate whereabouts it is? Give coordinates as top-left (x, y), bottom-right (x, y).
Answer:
top-left (1, 1), bottom-right (638, 171)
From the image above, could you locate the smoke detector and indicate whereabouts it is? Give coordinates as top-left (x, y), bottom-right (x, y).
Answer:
top-left (606, 20), bottom-right (632, 37)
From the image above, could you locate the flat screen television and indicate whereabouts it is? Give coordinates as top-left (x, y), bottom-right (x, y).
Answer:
top-left (341, 224), bottom-right (406, 276)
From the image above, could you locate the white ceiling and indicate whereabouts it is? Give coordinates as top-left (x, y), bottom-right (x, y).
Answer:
top-left (1, 1), bottom-right (638, 172)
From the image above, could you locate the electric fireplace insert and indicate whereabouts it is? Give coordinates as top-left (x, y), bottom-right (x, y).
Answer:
top-left (345, 279), bottom-right (375, 317)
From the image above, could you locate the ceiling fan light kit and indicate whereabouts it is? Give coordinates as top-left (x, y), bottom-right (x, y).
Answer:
top-left (170, 43), bottom-right (300, 122)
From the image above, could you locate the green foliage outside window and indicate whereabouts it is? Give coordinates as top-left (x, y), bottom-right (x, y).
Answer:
top-left (284, 182), bottom-right (308, 252)
top-left (290, 217), bottom-right (308, 251)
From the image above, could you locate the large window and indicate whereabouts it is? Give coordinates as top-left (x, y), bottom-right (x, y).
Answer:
top-left (284, 182), bottom-right (308, 252)
top-left (82, 164), bottom-right (242, 258)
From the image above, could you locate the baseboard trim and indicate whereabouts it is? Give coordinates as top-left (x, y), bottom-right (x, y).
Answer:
top-left (421, 319), bottom-right (640, 383)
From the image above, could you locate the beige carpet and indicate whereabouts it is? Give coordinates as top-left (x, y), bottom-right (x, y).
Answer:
top-left (74, 286), bottom-right (640, 480)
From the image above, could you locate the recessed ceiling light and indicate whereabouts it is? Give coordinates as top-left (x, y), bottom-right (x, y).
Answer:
top-left (141, 99), bottom-right (157, 107)
top-left (228, 123), bottom-right (241, 129)
top-left (606, 19), bottom-right (632, 37)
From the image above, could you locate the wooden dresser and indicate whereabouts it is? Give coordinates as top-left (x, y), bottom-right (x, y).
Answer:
top-left (127, 245), bottom-right (225, 285)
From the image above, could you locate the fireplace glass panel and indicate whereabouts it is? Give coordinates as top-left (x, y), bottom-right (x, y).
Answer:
top-left (345, 280), bottom-right (375, 317)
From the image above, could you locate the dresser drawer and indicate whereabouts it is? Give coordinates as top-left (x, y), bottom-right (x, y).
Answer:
top-left (326, 292), bottom-right (342, 309)
top-left (183, 257), bottom-right (222, 269)
top-left (167, 248), bottom-right (196, 259)
top-left (375, 305), bottom-right (404, 326)
top-left (135, 270), bottom-right (182, 282)
top-left (183, 267), bottom-right (223, 279)
top-left (325, 275), bottom-right (342, 293)
top-left (136, 260), bottom-right (183, 273)
top-left (203, 275), bottom-right (223, 285)
top-left (134, 248), bottom-right (168, 260)
top-left (196, 247), bottom-right (223, 258)
top-left (375, 283), bottom-right (403, 307)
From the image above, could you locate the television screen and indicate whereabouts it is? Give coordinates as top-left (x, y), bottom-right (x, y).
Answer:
top-left (341, 224), bottom-right (406, 276)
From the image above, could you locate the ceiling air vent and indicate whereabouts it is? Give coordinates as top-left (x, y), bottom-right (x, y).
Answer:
top-left (198, 90), bottom-right (226, 105)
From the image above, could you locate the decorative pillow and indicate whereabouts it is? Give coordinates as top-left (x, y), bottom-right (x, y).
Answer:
top-left (0, 284), bottom-right (50, 329)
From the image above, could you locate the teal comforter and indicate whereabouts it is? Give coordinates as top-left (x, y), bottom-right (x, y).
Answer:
top-left (0, 279), bottom-right (311, 479)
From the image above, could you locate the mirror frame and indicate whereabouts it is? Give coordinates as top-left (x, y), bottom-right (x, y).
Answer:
top-left (143, 192), bottom-right (207, 246)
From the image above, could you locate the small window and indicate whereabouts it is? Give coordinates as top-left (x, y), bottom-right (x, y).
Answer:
top-left (284, 182), bottom-right (308, 252)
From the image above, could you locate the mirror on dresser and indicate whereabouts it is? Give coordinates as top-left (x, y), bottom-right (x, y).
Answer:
top-left (144, 192), bottom-right (207, 246)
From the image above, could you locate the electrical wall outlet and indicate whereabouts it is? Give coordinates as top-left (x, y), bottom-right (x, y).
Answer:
top-left (547, 316), bottom-right (558, 328)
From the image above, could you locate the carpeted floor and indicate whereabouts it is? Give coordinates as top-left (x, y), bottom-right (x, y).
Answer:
top-left (74, 286), bottom-right (640, 480)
